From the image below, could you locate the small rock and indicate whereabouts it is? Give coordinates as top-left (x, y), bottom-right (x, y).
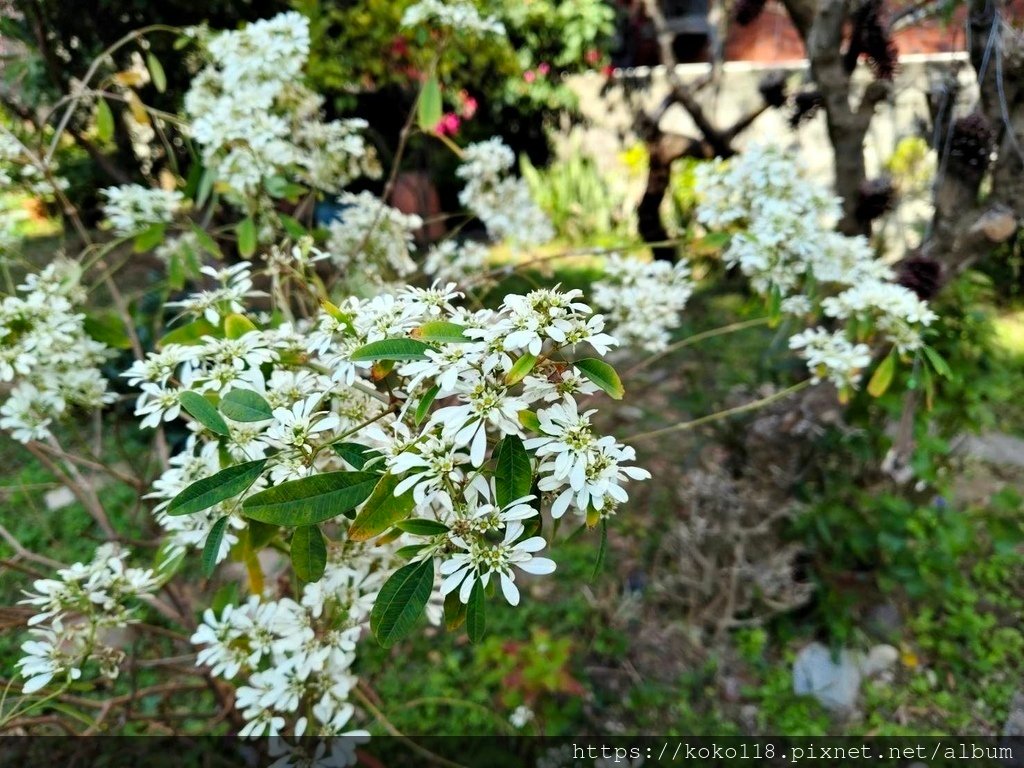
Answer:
top-left (1003, 690), bottom-right (1024, 737)
top-left (792, 642), bottom-right (862, 715)
top-left (44, 486), bottom-right (76, 510)
top-left (791, 642), bottom-right (897, 714)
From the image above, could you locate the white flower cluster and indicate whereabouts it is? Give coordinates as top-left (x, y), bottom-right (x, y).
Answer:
top-left (423, 239), bottom-right (491, 286)
top-left (100, 184), bottom-right (183, 235)
top-left (16, 544), bottom-right (158, 693)
top-left (124, 270), bottom-right (646, 735)
top-left (592, 254), bottom-right (695, 352)
top-left (788, 328), bottom-right (872, 389)
top-left (695, 145), bottom-right (938, 389)
top-left (457, 138), bottom-right (554, 247)
top-left (0, 260), bottom-right (116, 444)
top-left (184, 12), bottom-right (379, 201)
top-left (164, 262), bottom-right (265, 324)
top-left (324, 191), bottom-right (422, 289)
top-left (190, 545), bottom-right (388, 738)
top-left (401, 0), bottom-right (506, 36)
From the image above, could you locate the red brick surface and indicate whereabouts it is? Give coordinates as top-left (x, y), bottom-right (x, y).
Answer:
top-left (723, 0), bottom-right (1024, 62)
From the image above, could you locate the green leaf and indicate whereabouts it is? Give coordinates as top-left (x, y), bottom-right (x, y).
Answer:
top-left (280, 213), bottom-right (307, 239)
top-left (133, 222), bottom-right (166, 252)
top-left (202, 517), bottom-right (229, 577)
top-left (412, 321), bottom-right (469, 343)
top-left (466, 579), bottom-right (486, 643)
top-left (94, 98), bottom-right (114, 142)
top-left (236, 217), bottom-right (257, 257)
top-left (247, 519), bottom-right (279, 550)
top-left (331, 442), bottom-right (382, 471)
top-left (179, 391), bottom-right (230, 436)
top-left (349, 474), bottom-right (417, 541)
top-left (224, 313), bottom-right (257, 339)
top-left (505, 352), bottom-right (537, 385)
top-left (574, 358), bottom-right (625, 400)
top-left (922, 346), bottom-right (952, 380)
top-left (396, 519), bottom-right (450, 536)
top-left (494, 435), bottom-right (531, 508)
top-left (159, 317), bottom-right (219, 347)
top-left (396, 543), bottom-right (428, 560)
top-left (220, 389), bottom-right (273, 422)
top-left (417, 74), bottom-right (443, 132)
top-left (414, 385), bottom-right (440, 426)
top-left (167, 459), bottom-right (267, 516)
top-left (189, 222), bottom-right (222, 257)
top-left (867, 351), bottom-right (897, 398)
top-left (518, 409), bottom-right (541, 432)
top-left (83, 311), bottom-right (132, 349)
top-left (195, 167), bottom-right (215, 209)
top-left (146, 51), bottom-right (167, 92)
top-left (290, 525), bottom-right (327, 582)
top-left (242, 471), bottom-right (379, 526)
top-left (444, 591), bottom-right (467, 631)
top-left (370, 558), bottom-right (434, 647)
top-left (592, 519), bottom-right (608, 580)
top-left (350, 338), bottom-right (431, 362)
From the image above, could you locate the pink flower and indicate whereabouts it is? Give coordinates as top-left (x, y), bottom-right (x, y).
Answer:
top-left (585, 49), bottom-right (601, 65)
top-left (437, 113), bottom-right (461, 136)
top-left (523, 70), bottom-right (536, 83)
top-left (459, 91), bottom-right (478, 119)
top-left (537, 62), bottom-right (550, 76)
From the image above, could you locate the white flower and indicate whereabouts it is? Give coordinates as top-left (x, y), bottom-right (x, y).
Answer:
top-left (440, 523), bottom-right (556, 606)
top-left (789, 327), bottom-right (873, 389)
top-left (263, 395), bottom-right (340, 453)
top-left (100, 184), bottom-right (182, 234)
top-left (401, 0), bottom-right (506, 36)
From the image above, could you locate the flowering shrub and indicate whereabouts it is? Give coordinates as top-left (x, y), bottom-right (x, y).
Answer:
top-left (0, 4), bottom-right (947, 748)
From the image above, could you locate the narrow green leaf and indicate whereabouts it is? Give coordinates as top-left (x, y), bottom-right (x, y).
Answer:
top-left (412, 321), bottom-right (469, 343)
top-left (396, 544), bottom-right (428, 559)
top-left (242, 471), bottom-right (379, 526)
top-left (179, 391), bottom-right (230, 435)
top-left (518, 409), bottom-right (541, 432)
top-left (414, 385), bottom-right (440, 426)
top-left (94, 98), bottom-right (114, 142)
top-left (444, 591), bottom-right (467, 631)
top-left (202, 517), bottom-right (229, 577)
top-left (247, 519), bottom-right (279, 550)
top-left (574, 358), bottom-right (625, 400)
top-left (236, 217), bottom-right (257, 257)
top-left (159, 317), bottom-right (219, 347)
top-left (280, 213), bottom-right (307, 239)
top-left (146, 51), bottom-right (167, 92)
top-left (592, 519), bottom-right (608, 580)
top-left (466, 579), bottom-right (486, 643)
top-left (220, 389), bottom-right (273, 422)
top-left (189, 222), bottom-right (222, 257)
top-left (195, 167), bottom-right (215, 209)
top-left (494, 435), bottom-right (531, 508)
top-left (867, 351), bottom-right (897, 398)
top-left (370, 558), bottom-right (434, 647)
top-left (922, 346), bottom-right (952, 380)
top-left (167, 459), bottom-right (267, 516)
top-left (417, 74), bottom-right (443, 132)
top-left (331, 442), bottom-right (382, 471)
top-left (133, 222), bottom-right (166, 252)
top-left (396, 519), bottom-right (450, 536)
top-left (505, 352), bottom-right (537, 385)
top-left (291, 525), bottom-right (327, 582)
top-left (350, 338), bottom-right (431, 362)
top-left (349, 474), bottom-right (417, 541)
top-left (83, 311), bottom-right (131, 349)
top-left (224, 313), bottom-right (257, 339)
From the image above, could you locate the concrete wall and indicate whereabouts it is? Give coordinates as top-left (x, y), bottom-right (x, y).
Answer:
top-left (561, 53), bottom-right (979, 250)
